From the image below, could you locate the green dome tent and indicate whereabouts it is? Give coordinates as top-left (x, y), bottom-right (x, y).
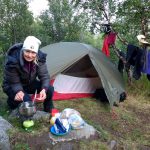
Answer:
top-left (41, 42), bottom-right (125, 106)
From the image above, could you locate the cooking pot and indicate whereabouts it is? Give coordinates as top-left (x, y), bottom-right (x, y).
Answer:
top-left (19, 101), bottom-right (36, 117)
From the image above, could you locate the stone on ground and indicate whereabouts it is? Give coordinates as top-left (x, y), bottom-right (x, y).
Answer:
top-left (49, 123), bottom-right (99, 145)
top-left (0, 116), bottom-right (13, 150)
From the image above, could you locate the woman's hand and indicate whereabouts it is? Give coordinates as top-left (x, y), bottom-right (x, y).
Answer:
top-left (14, 91), bottom-right (24, 101)
top-left (37, 89), bottom-right (46, 101)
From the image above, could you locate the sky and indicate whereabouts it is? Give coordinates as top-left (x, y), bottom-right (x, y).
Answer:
top-left (28, 0), bottom-right (49, 17)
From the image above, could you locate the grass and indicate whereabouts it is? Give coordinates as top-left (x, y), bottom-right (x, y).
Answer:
top-left (0, 66), bottom-right (150, 149)
top-left (12, 143), bottom-right (31, 150)
top-left (79, 140), bottom-right (108, 150)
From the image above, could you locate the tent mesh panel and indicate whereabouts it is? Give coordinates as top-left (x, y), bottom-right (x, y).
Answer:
top-left (62, 55), bottom-right (99, 78)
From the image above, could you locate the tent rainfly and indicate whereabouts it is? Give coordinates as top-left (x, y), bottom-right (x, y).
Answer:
top-left (41, 42), bottom-right (125, 106)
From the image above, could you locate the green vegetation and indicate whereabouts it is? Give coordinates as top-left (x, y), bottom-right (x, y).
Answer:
top-left (0, 0), bottom-right (150, 54)
top-left (79, 140), bottom-right (108, 150)
top-left (13, 143), bottom-right (30, 150)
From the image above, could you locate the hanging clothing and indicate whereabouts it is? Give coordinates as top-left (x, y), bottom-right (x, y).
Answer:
top-left (102, 32), bottom-right (117, 57)
top-left (141, 50), bottom-right (150, 75)
top-left (126, 44), bottom-right (145, 80)
top-left (103, 24), bottom-right (111, 34)
top-left (117, 50), bottom-right (126, 74)
top-left (126, 44), bottom-right (150, 81)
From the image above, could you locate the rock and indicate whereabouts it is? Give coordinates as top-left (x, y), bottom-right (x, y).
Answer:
top-left (0, 116), bottom-right (13, 131)
top-left (8, 109), bottom-right (20, 120)
top-left (8, 109), bottom-right (50, 122)
top-left (0, 116), bottom-right (13, 150)
top-left (0, 130), bottom-right (11, 150)
top-left (49, 123), bottom-right (99, 145)
top-left (108, 140), bottom-right (117, 150)
top-left (32, 111), bottom-right (50, 122)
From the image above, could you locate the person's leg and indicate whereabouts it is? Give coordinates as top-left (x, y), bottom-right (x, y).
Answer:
top-left (23, 80), bottom-right (41, 94)
top-left (26, 80), bottom-right (54, 112)
top-left (5, 87), bottom-right (20, 109)
top-left (43, 85), bottom-right (54, 112)
top-left (5, 88), bottom-right (31, 109)
top-left (7, 99), bottom-right (20, 110)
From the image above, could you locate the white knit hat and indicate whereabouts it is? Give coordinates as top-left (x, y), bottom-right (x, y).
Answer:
top-left (22, 36), bottom-right (41, 53)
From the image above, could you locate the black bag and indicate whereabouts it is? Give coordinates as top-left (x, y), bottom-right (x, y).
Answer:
top-left (94, 88), bottom-right (108, 102)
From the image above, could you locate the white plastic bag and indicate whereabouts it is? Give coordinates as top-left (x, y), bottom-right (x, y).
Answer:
top-left (68, 114), bottom-right (85, 129)
top-left (60, 108), bottom-right (81, 119)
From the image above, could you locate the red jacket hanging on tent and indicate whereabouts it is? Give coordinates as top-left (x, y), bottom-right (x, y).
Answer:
top-left (102, 32), bottom-right (117, 57)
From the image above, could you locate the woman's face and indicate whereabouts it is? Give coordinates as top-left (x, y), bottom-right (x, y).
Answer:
top-left (23, 50), bottom-right (37, 62)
